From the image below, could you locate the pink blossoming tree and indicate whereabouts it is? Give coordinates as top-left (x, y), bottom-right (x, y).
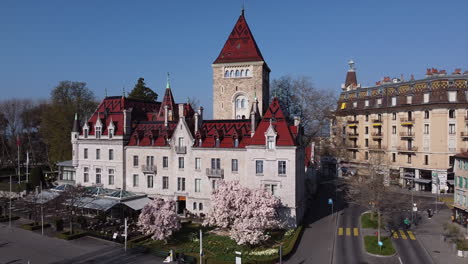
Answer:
top-left (204, 180), bottom-right (282, 245)
top-left (138, 198), bottom-right (181, 241)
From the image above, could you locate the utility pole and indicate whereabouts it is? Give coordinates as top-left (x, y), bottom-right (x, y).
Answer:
top-left (124, 218), bottom-right (128, 252)
top-left (435, 178), bottom-right (439, 214)
top-left (200, 229), bottom-right (203, 264)
top-left (9, 174), bottom-right (12, 228)
top-left (411, 184), bottom-right (414, 223)
top-left (41, 182), bottom-right (44, 236)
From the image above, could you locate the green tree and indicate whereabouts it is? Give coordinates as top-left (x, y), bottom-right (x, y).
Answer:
top-left (41, 81), bottom-right (97, 167)
top-left (128, 77), bottom-right (158, 102)
top-left (29, 167), bottom-right (44, 188)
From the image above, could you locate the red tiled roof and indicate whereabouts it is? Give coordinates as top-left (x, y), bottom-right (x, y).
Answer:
top-left (213, 12), bottom-right (265, 64)
top-left (156, 88), bottom-right (177, 121)
top-left (196, 119), bottom-right (252, 148)
top-left (250, 98), bottom-right (296, 146)
top-left (128, 122), bottom-right (178, 146)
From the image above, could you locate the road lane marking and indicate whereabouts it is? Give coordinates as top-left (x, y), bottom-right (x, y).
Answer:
top-left (407, 231), bottom-right (416, 240)
top-left (398, 256), bottom-right (403, 264)
top-left (353, 228), bottom-right (359, 236)
top-left (399, 230), bottom-right (407, 240)
top-left (338, 227), bottom-right (343, 236)
top-left (346, 228), bottom-right (351, 236)
top-left (392, 230), bottom-right (399, 239)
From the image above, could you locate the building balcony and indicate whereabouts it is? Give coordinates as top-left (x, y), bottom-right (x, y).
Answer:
top-left (347, 132), bottom-right (359, 138)
top-left (461, 132), bottom-right (468, 139)
top-left (400, 132), bottom-right (415, 138)
top-left (346, 144), bottom-right (360, 149)
top-left (369, 145), bottom-right (386, 152)
top-left (347, 119), bottom-right (359, 124)
top-left (206, 168), bottom-right (224, 178)
top-left (175, 146), bottom-right (187, 154)
top-left (465, 116), bottom-right (468, 122)
top-left (400, 118), bottom-right (415, 126)
top-left (397, 146), bottom-right (418, 152)
top-left (141, 165), bottom-right (157, 174)
top-left (372, 119), bottom-right (383, 126)
top-left (371, 132), bottom-right (383, 138)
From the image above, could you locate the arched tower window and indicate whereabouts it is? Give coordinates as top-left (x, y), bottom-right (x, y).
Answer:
top-left (236, 99), bottom-right (241, 109)
top-left (241, 99), bottom-right (246, 108)
top-left (235, 70), bottom-right (240, 77)
top-left (240, 70), bottom-right (244, 77)
top-left (230, 70), bottom-right (234, 77)
top-left (224, 70), bottom-right (229, 78)
top-left (245, 69), bottom-right (250, 77)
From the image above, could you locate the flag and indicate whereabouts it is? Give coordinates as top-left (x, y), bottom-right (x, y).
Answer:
top-left (26, 152), bottom-right (29, 166)
top-left (16, 135), bottom-right (20, 146)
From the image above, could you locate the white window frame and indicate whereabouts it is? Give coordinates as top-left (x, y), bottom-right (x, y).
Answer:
top-left (195, 179), bottom-right (201, 193)
top-left (256, 160), bottom-right (264, 175)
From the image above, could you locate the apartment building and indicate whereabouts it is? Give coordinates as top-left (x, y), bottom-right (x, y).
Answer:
top-left (454, 152), bottom-right (468, 225)
top-left (332, 61), bottom-right (468, 193)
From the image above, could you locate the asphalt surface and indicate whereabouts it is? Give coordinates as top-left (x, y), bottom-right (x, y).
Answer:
top-left (334, 203), bottom-right (367, 264)
top-left (393, 235), bottom-right (433, 264)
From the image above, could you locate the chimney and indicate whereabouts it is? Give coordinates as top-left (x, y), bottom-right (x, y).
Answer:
top-left (453, 68), bottom-right (461, 75)
top-left (250, 111), bottom-right (256, 136)
top-left (194, 112), bottom-right (199, 133)
top-left (410, 74), bottom-right (415, 81)
top-left (294, 116), bottom-right (301, 126)
top-left (123, 109), bottom-right (132, 135)
top-left (164, 105), bottom-right (168, 127)
top-left (198, 106), bottom-right (204, 122)
top-left (178, 104), bottom-right (185, 119)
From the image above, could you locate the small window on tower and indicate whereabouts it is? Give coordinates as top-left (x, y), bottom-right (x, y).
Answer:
top-left (245, 69), bottom-right (250, 77)
top-left (240, 70), bottom-right (244, 76)
top-left (235, 70), bottom-right (240, 77)
top-left (230, 70), bottom-right (234, 77)
top-left (224, 70), bottom-right (229, 78)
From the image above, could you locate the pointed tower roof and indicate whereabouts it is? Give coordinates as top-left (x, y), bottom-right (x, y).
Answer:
top-left (156, 74), bottom-right (177, 121)
top-left (72, 113), bottom-right (80, 133)
top-left (213, 11), bottom-right (265, 64)
top-left (344, 60), bottom-right (358, 89)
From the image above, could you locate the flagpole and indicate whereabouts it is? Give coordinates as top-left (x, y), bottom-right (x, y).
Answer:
top-left (41, 182), bottom-right (44, 236)
top-left (17, 136), bottom-right (20, 184)
top-left (26, 152), bottom-right (29, 183)
top-left (9, 174), bottom-right (12, 228)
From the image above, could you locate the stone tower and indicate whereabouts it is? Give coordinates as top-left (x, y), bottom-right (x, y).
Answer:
top-left (212, 9), bottom-right (270, 120)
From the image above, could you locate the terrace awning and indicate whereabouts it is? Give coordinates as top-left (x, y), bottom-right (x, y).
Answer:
top-left (76, 197), bottom-right (119, 211)
top-left (123, 197), bottom-right (152, 211)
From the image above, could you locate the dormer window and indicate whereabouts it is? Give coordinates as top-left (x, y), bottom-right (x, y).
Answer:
top-left (199, 139), bottom-right (202, 147)
top-left (95, 126), bottom-right (101, 139)
top-left (108, 128), bottom-right (114, 139)
top-left (215, 138), bottom-right (220, 148)
top-left (234, 138), bottom-right (239, 148)
top-left (267, 136), bottom-right (275, 149)
top-left (84, 128), bottom-right (89, 138)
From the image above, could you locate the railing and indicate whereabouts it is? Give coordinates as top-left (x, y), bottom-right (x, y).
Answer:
top-left (347, 120), bottom-right (359, 124)
top-left (464, 116), bottom-right (468, 121)
top-left (461, 132), bottom-right (468, 137)
top-left (347, 132), bottom-right (359, 137)
top-left (346, 144), bottom-right (360, 149)
top-left (141, 165), bottom-right (157, 174)
top-left (371, 132), bottom-right (383, 137)
top-left (400, 132), bottom-right (415, 137)
top-left (397, 146), bottom-right (418, 152)
top-left (369, 145), bottom-right (386, 151)
top-left (400, 118), bottom-right (415, 125)
top-left (175, 146), bottom-right (187, 154)
top-left (206, 168), bottom-right (224, 178)
top-left (372, 119), bottom-right (382, 123)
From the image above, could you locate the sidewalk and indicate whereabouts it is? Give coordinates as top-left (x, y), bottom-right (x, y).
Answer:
top-left (389, 187), bottom-right (453, 199)
top-left (414, 206), bottom-right (466, 264)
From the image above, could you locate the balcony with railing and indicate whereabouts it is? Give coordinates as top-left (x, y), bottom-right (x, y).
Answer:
top-left (141, 165), bottom-right (157, 174)
top-left (206, 168), bottom-right (224, 178)
top-left (397, 146), bottom-right (418, 152)
top-left (369, 145), bottom-right (386, 152)
top-left (346, 144), bottom-right (360, 149)
top-left (175, 146), bottom-right (187, 154)
top-left (461, 132), bottom-right (468, 139)
top-left (400, 132), bottom-right (415, 138)
top-left (371, 132), bottom-right (383, 138)
top-left (347, 119), bottom-right (359, 124)
top-left (465, 116), bottom-right (468, 122)
top-left (400, 117), bottom-right (415, 126)
top-left (347, 132), bottom-right (359, 138)
top-left (372, 119), bottom-right (383, 126)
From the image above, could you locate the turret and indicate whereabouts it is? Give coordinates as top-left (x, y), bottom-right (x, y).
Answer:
top-left (71, 113), bottom-right (80, 166)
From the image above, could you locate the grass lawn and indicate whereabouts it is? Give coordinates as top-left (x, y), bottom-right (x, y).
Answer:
top-left (364, 236), bottom-right (395, 256)
top-left (361, 212), bottom-right (382, 229)
top-left (138, 223), bottom-right (299, 263)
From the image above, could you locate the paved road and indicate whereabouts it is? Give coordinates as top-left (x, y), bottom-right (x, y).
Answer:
top-left (334, 203), bottom-right (367, 264)
top-left (392, 231), bottom-right (433, 264)
top-left (0, 223), bottom-right (163, 264)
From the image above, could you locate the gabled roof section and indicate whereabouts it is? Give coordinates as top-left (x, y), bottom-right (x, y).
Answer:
top-left (251, 98), bottom-right (296, 146)
top-left (156, 88), bottom-right (177, 121)
top-left (213, 11), bottom-right (265, 64)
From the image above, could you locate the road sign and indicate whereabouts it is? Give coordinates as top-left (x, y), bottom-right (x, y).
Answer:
top-left (378, 241), bottom-right (383, 247)
top-left (328, 198), bottom-right (333, 205)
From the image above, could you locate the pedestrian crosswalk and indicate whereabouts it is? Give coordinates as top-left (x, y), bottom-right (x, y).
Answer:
top-left (391, 230), bottom-right (417, 240)
top-left (337, 228), bottom-right (417, 240)
top-left (337, 227), bottom-right (359, 237)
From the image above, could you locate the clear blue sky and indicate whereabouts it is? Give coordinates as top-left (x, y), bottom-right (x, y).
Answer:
top-left (1, 0), bottom-right (467, 117)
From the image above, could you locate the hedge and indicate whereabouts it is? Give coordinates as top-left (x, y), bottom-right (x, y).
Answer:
top-left (0, 182), bottom-right (28, 192)
top-left (0, 216), bottom-right (20, 222)
top-left (56, 230), bottom-right (88, 240)
top-left (21, 222), bottom-right (51, 231)
top-left (127, 234), bottom-right (153, 248)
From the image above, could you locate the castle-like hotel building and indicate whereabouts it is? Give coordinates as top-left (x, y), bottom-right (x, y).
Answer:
top-left (67, 11), bottom-right (306, 226)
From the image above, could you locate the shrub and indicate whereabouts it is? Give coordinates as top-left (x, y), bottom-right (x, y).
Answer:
top-left (21, 222), bottom-right (51, 231)
top-left (363, 236), bottom-right (395, 256)
top-left (54, 218), bottom-right (64, 231)
top-left (0, 216), bottom-right (20, 222)
top-left (56, 230), bottom-right (88, 240)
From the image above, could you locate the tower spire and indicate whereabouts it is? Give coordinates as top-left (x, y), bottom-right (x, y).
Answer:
top-left (166, 72), bottom-right (171, 89)
top-left (241, 0), bottom-right (245, 16)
